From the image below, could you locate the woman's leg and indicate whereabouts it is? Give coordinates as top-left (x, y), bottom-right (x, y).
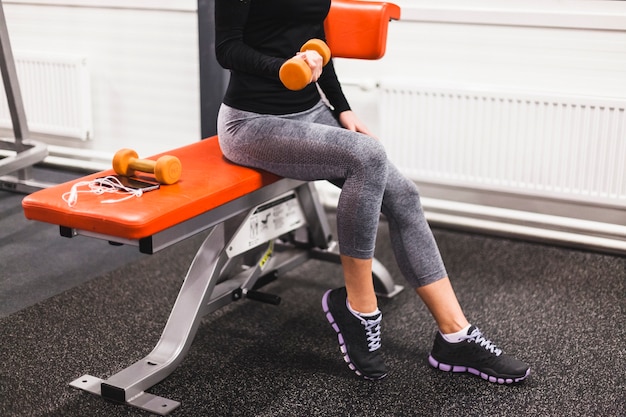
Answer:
top-left (379, 162), bottom-right (530, 383)
top-left (218, 102), bottom-right (528, 383)
top-left (219, 101), bottom-right (386, 312)
top-left (218, 102), bottom-right (385, 312)
top-left (218, 102), bottom-right (388, 263)
top-left (341, 256), bottom-right (377, 313)
top-left (218, 102), bottom-right (389, 378)
top-left (378, 163), bottom-right (468, 331)
top-left (415, 278), bottom-right (469, 334)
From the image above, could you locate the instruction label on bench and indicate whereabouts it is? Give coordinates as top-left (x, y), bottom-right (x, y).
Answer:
top-left (227, 191), bottom-right (306, 258)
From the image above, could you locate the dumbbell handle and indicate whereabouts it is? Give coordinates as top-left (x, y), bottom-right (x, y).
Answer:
top-left (279, 39), bottom-right (331, 91)
top-left (113, 148), bottom-right (182, 185)
top-left (299, 38), bottom-right (331, 66)
top-left (128, 157), bottom-right (157, 173)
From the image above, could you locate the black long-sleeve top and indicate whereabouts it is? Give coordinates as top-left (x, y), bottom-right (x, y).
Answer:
top-left (214, 0), bottom-right (351, 116)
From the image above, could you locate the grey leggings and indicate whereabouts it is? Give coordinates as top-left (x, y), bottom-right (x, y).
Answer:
top-left (217, 100), bottom-right (446, 288)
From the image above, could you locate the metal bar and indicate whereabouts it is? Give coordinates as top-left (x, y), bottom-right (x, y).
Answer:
top-left (100, 222), bottom-right (231, 403)
top-left (0, 0), bottom-right (49, 191)
top-left (0, 0), bottom-right (29, 145)
top-left (0, 139), bottom-right (47, 173)
top-left (295, 182), bottom-right (334, 249)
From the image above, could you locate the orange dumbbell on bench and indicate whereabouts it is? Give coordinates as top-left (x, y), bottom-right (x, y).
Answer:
top-left (112, 148), bottom-right (182, 185)
top-left (279, 39), bottom-right (331, 91)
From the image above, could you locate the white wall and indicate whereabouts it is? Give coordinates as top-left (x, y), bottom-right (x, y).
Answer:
top-left (3, 0), bottom-right (626, 251)
top-left (3, 0), bottom-right (625, 164)
top-left (2, 0), bottom-right (199, 165)
top-left (328, 0), bottom-right (626, 253)
top-left (335, 0), bottom-right (626, 137)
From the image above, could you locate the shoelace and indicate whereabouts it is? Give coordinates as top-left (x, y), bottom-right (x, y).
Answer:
top-left (463, 327), bottom-right (502, 356)
top-left (361, 315), bottom-right (382, 352)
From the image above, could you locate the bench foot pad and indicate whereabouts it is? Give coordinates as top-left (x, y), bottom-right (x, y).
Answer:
top-left (70, 374), bottom-right (180, 415)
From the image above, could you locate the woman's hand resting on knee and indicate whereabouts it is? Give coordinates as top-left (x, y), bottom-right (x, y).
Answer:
top-left (339, 110), bottom-right (377, 138)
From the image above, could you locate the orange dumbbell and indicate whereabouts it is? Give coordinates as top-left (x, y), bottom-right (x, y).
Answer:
top-left (112, 148), bottom-right (182, 185)
top-left (279, 39), bottom-right (331, 91)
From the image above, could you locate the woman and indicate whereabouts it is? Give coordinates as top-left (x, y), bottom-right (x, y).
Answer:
top-left (215, 0), bottom-right (530, 383)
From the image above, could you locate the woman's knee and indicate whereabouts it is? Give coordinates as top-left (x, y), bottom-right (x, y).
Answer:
top-left (382, 171), bottom-right (423, 217)
top-left (352, 137), bottom-right (389, 177)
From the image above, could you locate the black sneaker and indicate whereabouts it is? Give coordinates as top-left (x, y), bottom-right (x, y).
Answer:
top-left (429, 325), bottom-right (530, 384)
top-left (322, 287), bottom-right (388, 380)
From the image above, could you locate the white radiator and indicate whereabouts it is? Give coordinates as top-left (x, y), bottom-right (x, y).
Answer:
top-left (373, 80), bottom-right (626, 254)
top-left (0, 53), bottom-right (92, 141)
top-left (379, 81), bottom-right (626, 207)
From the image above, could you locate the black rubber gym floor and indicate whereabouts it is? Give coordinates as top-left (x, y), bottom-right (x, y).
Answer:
top-left (1, 172), bottom-right (624, 416)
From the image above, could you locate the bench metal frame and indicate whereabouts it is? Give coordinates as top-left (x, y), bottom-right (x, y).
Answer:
top-left (66, 179), bottom-right (403, 415)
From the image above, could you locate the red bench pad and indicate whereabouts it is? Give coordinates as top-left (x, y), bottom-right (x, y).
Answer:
top-left (22, 136), bottom-right (281, 240)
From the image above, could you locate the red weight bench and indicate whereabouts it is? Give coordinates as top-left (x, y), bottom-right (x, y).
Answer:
top-left (22, 1), bottom-right (402, 414)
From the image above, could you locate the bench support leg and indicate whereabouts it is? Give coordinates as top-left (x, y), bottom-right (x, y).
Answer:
top-left (69, 182), bottom-right (402, 415)
top-left (71, 221), bottom-right (234, 414)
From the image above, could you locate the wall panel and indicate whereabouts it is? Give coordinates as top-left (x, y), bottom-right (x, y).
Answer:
top-left (2, 1), bottom-right (199, 167)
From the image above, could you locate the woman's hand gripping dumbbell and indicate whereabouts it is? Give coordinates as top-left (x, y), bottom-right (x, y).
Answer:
top-left (279, 39), bottom-right (331, 91)
top-left (112, 148), bottom-right (182, 185)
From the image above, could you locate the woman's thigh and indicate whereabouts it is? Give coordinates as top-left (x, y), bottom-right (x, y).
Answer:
top-left (217, 102), bottom-right (387, 183)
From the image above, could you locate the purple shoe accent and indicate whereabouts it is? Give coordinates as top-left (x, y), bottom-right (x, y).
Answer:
top-left (429, 326), bottom-right (530, 385)
top-left (428, 355), bottom-right (529, 385)
top-left (428, 355), bottom-right (439, 368)
top-left (468, 368), bottom-right (480, 376)
top-left (322, 294), bottom-right (331, 314)
top-left (515, 368), bottom-right (531, 382)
